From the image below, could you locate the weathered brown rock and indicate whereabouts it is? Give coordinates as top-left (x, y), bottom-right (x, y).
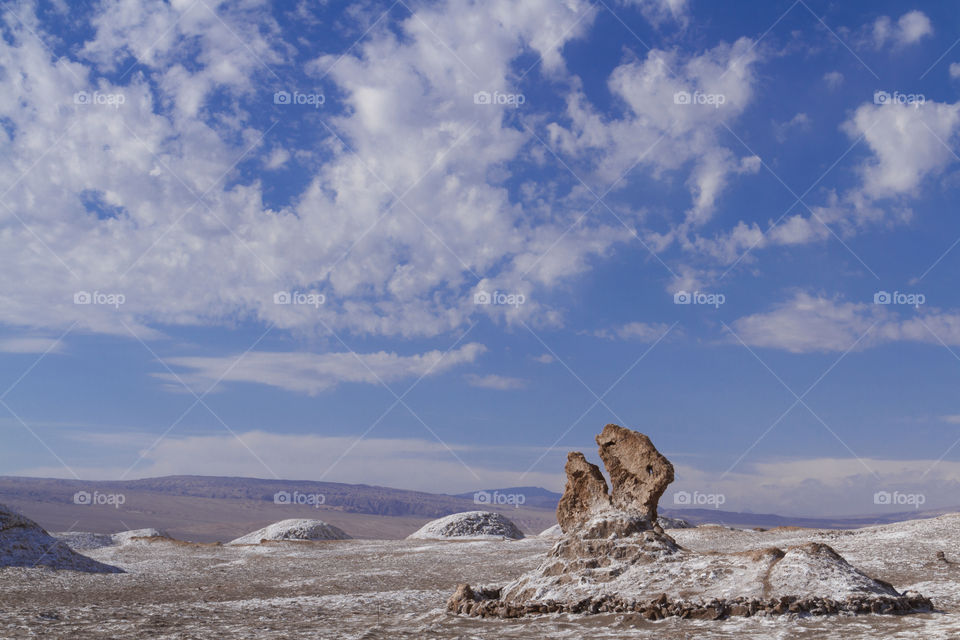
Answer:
top-left (447, 424), bottom-right (934, 621)
top-left (596, 424), bottom-right (674, 521)
top-left (556, 452), bottom-right (612, 533)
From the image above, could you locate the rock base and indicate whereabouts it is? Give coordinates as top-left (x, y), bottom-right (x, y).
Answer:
top-left (448, 587), bottom-right (934, 619)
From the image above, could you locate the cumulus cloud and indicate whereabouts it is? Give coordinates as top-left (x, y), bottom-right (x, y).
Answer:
top-left (159, 343), bottom-right (486, 394)
top-left (0, 0), bottom-right (627, 342)
top-left (695, 97), bottom-right (960, 268)
top-left (547, 35), bottom-right (763, 242)
top-left (871, 11), bottom-right (933, 48)
top-left (845, 100), bottom-right (960, 200)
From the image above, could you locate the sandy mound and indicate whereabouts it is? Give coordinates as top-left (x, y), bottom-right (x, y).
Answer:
top-left (408, 511), bottom-right (524, 540)
top-left (538, 524), bottom-right (562, 538)
top-left (112, 528), bottom-right (170, 544)
top-left (55, 528), bottom-right (173, 550)
top-left (1, 504), bottom-right (122, 573)
top-left (228, 519), bottom-right (351, 545)
top-left (449, 425), bottom-right (932, 619)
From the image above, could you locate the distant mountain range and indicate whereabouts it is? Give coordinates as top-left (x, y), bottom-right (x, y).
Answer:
top-left (0, 475), bottom-right (950, 541)
top-left (459, 486), bottom-right (947, 529)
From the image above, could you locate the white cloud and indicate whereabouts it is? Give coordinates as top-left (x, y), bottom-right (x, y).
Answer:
top-left (533, 353), bottom-right (555, 364)
top-left (160, 343), bottom-right (486, 395)
top-left (0, 337), bottom-right (65, 354)
top-left (547, 36), bottom-right (763, 239)
top-left (696, 97), bottom-right (960, 268)
top-left (845, 100), bottom-right (960, 200)
top-left (730, 292), bottom-right (960, 353)
top-left (773, 112), bottom-right (811, 143)
top-left (622, 0), bottom-right (689, 27)
top-left (871, 11), bottom-right (933, 48)
top-left (595, 321), bottom-right (673, 341)
top-left (465, 373), bottom-right (527, 390)
top-left (823, 71), bottom-right (844, 89)
top-left (951, 63), bottom-right (960, 80)
top-left (672, 456), bottom-right (960, 516)
top-left (0, 0), bottom-right (636, 342)
top-left (264, 147), bottom-right (291, 170)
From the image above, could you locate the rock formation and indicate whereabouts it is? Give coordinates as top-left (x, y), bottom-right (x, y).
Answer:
top-left (447, 424), bottom-right (933, 620)
top-left (596, 424), bottom-right (674, 522)
top-left (407, 511), bottom-right (524, 540)
top-left (555, 452), bottom-right (610, 532)
top-left (1, 504), bottom-right (122, 573)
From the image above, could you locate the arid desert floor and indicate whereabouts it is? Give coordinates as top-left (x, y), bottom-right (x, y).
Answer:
top-left (3, 515), bottom-right (960, 639)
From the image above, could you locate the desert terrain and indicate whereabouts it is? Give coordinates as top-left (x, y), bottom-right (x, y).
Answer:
top-left (1, 515), bottom-right (959, 639)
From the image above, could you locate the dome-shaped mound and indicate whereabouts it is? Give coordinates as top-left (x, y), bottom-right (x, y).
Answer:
top-left (1, 504), bottom-right (122, 573)
top-left (408, 511), bottom-right (524, 540)
top-left (112, 528), bottom-right (170, 544)
top-left (538, 524), bottom-right (562, 538)
top-left (228, 519), bottom-right (351, 545)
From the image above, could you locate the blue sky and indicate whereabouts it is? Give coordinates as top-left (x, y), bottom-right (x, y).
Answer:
top-left (2, 0), bottom-right (960, 516)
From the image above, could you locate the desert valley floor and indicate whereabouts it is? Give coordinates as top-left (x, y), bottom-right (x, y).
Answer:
top-left (2, 515), bottom-right (960, 639)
